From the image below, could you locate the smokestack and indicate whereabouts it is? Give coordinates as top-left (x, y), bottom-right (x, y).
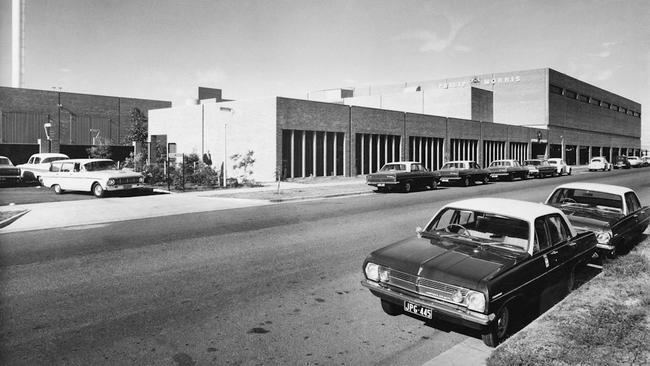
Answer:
top-left (12, 0), bottom-right (25, 88)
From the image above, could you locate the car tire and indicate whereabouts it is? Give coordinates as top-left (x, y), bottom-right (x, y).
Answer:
top-left (402, 182), bottom-right (412, 193)
top-left (429, 179), bottom-right (438, 190)
top-left (376, 187), bottom-right (387, 193)
top-left (463, 177), bottom-right (471, 187)
top-left (568, 168), bottom-right (572, 176)
top-left (566, 266), bottom-right (576, 294)
top-left (53, 184), bottom-right (63, 194)
top-left (482, 176), bottom-right (489, 185)
top-left (92, 183), bottom-right (105, 198)
top-left (481, 305), bottom-right (510, 347)
top-left (381, 299), bottom-right (402, 316)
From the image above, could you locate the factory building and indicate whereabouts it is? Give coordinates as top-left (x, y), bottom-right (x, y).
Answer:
top-left (147, 67), bottom-right (641, 182)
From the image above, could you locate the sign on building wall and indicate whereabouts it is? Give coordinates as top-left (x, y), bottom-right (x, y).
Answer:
top-left (438, 75), bottom-right (521, 89)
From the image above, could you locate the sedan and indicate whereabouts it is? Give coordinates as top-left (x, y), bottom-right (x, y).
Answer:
top-left (0, 156), bottom-right (21, 185)
top-left (627, 156), bottom-right (643, 168)
top-left (588, 157), bottom-right (612, 171)
top-left (545, 182), bottom-right (650, 258)
top-left (366, 161), bottom-right (439, 193)
top-left (436, 160), bottom-right (490, 187)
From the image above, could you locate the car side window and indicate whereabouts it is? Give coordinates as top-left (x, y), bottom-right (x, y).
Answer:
top-left (411, 164), bottom-right (419, 172)
top-left (61, 162), bottom-right (74, 172)
top-left (73, 163), bottom-right (81, 172)
top-left (34, 157), bottom-right (41, 164)
top-left (625, 192), bottom-right (641, 212)
top-left (534, 218), bottom-right (551, 253)
top-left (50, 163), bottom-right (60, 172)
top-left (546, 215), bottom-right (570, 245)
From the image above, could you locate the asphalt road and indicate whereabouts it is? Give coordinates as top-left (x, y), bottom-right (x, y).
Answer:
top-left (0, 169), bottom-right (648, 365)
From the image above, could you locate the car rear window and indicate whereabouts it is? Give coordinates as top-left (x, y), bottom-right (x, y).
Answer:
top-left (548, 188), bottom-right (623, 210)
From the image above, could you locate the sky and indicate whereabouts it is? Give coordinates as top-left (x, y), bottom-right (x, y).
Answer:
top-left (1, 0), bottom-right (649, 149)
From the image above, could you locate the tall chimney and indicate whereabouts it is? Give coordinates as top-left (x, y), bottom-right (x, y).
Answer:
top-left (12, 0), bottom-right (25, 88)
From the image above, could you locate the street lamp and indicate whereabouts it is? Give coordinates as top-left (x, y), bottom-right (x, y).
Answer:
top-left (220, 106), bottom-right (234, 187)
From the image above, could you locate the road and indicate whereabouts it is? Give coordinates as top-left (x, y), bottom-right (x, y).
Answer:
top-left (1, 169), bottom-right (648, 365)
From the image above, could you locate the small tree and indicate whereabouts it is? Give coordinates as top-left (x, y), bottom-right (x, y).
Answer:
top-left (230, 150), bottom-right (256, 185)
top-left (123, 108), bottom-right (149, 170)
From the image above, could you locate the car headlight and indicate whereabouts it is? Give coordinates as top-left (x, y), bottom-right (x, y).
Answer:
top-left (596, 231), bottom-right (612, 244)
top-left (139, 176), bottom-right (144, 183)
top-left (107, 179), bottom-right (116, 186)
top-left (466, 291), bottom-right (486, 312)
top-left (364, 262), bottom-right (389, 282)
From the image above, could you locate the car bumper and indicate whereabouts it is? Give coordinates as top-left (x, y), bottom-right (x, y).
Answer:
top-left (105, 183), bottom-right (144, 191)
top-left (367, 182), bottom-right (398, 187)
top-left (361, 279), bottom-right (493, 328)
top-left (439, 177), bottom-right (461, 183)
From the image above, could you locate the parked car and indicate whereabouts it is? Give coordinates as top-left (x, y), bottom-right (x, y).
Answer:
top-left (41, 158), bottom-right (144, 198)
top-left (437, 160), bottom-right (490, 187)
top-left (0, 156), bottom-right (22, 185)
top-left (486, 159), bottom-right (529, 181)
top-left (522, 159), bottom-right (557, 178)
top-left (613, 156), bottom-right (630, 169)
top-left (546, 158), bottom-right (572, 175)
top-left (366, 161), bottom-right (440, 193)
top-left (587, 157), bottom-right (612, 171)
top-left (16, 153), bottom-right (69, 183)
top-left (642, 156), bottom-right (650, 167)
top-left (545, 182), bottom-right (649, 258)
top-left (627, 156), bottom-right (643, 168)
top-left (361, 198), bottom-right (597, 347)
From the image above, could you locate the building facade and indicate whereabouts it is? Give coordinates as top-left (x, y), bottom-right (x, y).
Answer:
top-left (148, 68), bottom-right (642, 182)
top-left (0, 86), bottom-right (171, 163)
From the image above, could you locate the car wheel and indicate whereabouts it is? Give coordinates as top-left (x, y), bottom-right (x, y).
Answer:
top-left (381, 299), bottom-right (402, 316)
top-left (376, 187), bottom-right (387, 193)
top-left (92, 183), bottom-right (105, 198)
top-left (53, 184), bottom-right (63, 194)
top-left (430, 179), bottom-right (438, 190)
top-left (482, 176), bottom-right (489, 185)
top-left (566, 266), bottom-right (576, 294)
top-left (568, 168), bottom-right (572, 176)
top-left (463, 177), bottom-right (471, 187)
top-left (403, 182), bottom-right (412, 193)
top-left (482, 305), bottom-right (510, 347)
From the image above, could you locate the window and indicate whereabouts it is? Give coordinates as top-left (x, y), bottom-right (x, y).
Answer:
top-left (547, 215), bottom-right (570, 245)
top-left (550, 84), bottom-right (563, 95)
top-left (633, 111), bottom-right (641, 117)
top-left (564, 89), bottom-right (577, 99)
top-left (619, 107), bottom-right (627, 113)
top-left (534, 218), bottom-right (551, 253)
top-left (601, 101), bottom-right (610, 108)
top-left (625, 192), bottom-right (641, 213)
top-left (61, 162), bottom-right (75, 172)
top-left (33, 157), bottom-right (41, 164)
top-left (589, 98), bottom-right (601, 106)
top-left (577, 94), bottom-right (589, 103)
top-left (610, 104), bottom-right (619, 111)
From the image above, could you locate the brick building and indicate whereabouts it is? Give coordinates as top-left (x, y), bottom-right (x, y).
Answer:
top-left (148, 67), bottom-right (643, 182)
top-left (0, 86), bottom-right (171, 164)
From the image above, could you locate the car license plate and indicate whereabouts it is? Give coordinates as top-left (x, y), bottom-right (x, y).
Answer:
top-left (440, 178), bottom-right (449, 182)
top-left (404, 301), bottom-right (433, 319)
top-left (122, 184), bottom-right (132, 189)
top-left (377, 183), bottom-right (385, 187)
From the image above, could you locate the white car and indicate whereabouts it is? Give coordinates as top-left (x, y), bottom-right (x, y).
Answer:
top-left (546, 158), bottom-right (572, 175)
top-left (41, 158), bottom-right (144, 197)
top-left (16, 153), bottom-right (69, 182)
top-left (627, 156), bottom-right (643, 168)
top-left (588, 157), bottom-right (612, 171)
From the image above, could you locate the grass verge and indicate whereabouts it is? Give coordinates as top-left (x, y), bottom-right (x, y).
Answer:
top-left (487, 236), bottom-right (650, 366)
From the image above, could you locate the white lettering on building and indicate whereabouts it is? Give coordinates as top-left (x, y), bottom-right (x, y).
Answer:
top-left (438, 75), bottom-right (521, 89)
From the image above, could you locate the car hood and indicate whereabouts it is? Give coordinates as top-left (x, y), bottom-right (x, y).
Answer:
top-left (553, 206), bottom-right (622, 231)
top-left (367, 235), bottom-right (524, 290)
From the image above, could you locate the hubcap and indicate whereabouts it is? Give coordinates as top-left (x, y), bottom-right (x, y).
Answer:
top-left (496, 308), bottom-right (509, 338)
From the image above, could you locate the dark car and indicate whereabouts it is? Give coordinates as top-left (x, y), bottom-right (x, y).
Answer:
top-left (523, 159), bottom-right (557, 178)
top-left (0, 156), bottom-right (22, 185)
top-left (366, 161), bottom-right (440, 193)
top-left (362, 198), bottom-right (597, 347)
top-left (437, 160), bottom-right (490, 187)
top-left (487, 159), bottom-right (530, 181)
top-left (545, 183), bottom-right (650, 258)
top-left (613, 156), bottom-right (630, 169)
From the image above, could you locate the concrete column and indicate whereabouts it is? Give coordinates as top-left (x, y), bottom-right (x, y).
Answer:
top-left (384, 135), bottom-right (388, 165)
top-left (290, 130), bottom-right (295, 178)
top-left (302, 130), bottom-right (306, 177)
top-left (333, 133), bottom-right (338, 176)
top-left (313, 131), bottom-right (317, 177)
top-left (323, 132), bottom-right (328, 176)
top-left (369, 135), bottom-right (374, 174)
top-left (360, 134), bottom-right (365, 175)
top-left (375, 134), bottom-right (380, 172)
top-left (392, 136), bottom-right (396, 163)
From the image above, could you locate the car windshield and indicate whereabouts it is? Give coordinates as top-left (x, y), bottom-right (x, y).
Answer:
top-left (380, 164), bottom-right (406, 172)
top-left (84, 160), bottom-right (117, 171)
top-left (524, 160), bottom-right (540, 166)
top-left (42, 157), bottom-right (69, 163)
top-left (547, 188), bottom-right (623, 212)
top-left (591, 158), bottom-right (603, 162)
top-left (441, 162), bottom-right (465, 169)
top-left (489, 161), bottom-right (510, 167)
top-left (0, 157), bottom-right (11, 165)
top-left (425, 207), bottom-right (530, 252)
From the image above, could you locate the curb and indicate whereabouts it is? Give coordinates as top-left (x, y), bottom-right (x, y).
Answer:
top-left (0, 209), bottom-right (30, 229)
top-left (268, 190), bottom-right (374, 202)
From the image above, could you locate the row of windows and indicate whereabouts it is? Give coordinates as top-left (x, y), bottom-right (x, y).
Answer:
top-left (549, 84), bottom-right (641, 118)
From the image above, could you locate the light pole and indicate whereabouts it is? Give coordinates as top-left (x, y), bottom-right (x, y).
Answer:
top-left (220, 107), bottom-right (234, 187)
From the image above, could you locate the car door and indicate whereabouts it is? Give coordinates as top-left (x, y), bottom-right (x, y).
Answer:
top-left (624, 192), bottom-right (649, 236)
top-left (534, 215), bottom-right (576, 286)
top-left (58, 161), bottom-right (76, 190)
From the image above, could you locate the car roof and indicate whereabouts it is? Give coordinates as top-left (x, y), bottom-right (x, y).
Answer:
top-left (52, 158), bottom-right (114, 164)
top-left (443, 160), bottom-right (475, 164)
top-left (547, 158), bottom-right (561, 161)
top-left (552, 182), bottom-right (632, 196)
top-left (384, 161), bottom-right (421, 165)
top-left (30, 153), bottom-right (69, 158)
top-left (442, 198), bottom-right (560, 222)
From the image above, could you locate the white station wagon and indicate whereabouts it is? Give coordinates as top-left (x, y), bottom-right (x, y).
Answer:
top-left (42, 158), bottom-right (144, 197)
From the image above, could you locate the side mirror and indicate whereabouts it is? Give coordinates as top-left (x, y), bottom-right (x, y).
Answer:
top-left (416, 226), bottom-right (423, 238)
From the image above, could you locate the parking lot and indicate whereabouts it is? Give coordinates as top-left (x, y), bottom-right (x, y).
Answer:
top-left (0, 184), bottom-right (164, 206)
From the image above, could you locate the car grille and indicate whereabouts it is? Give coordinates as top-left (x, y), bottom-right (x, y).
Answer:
top-left (388, 269), bottom-right (468, 304)
top-left (114, 176), bottom-right (141, 185)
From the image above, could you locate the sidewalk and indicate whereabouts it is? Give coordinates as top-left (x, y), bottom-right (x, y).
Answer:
top-left (0, 177), bottom-right (373, 233)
